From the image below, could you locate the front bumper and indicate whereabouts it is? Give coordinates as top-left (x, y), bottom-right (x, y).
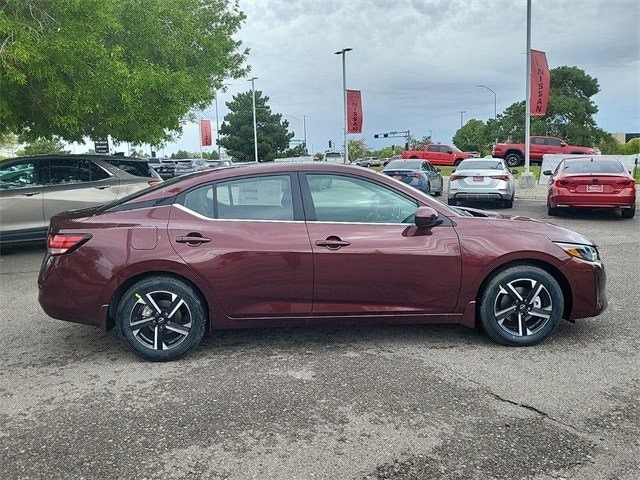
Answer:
top-left (560, 257), bottom-right (607, 320)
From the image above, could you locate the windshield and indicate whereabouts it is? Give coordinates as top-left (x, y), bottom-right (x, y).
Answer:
top-left (458, 160), bottom-right (503, 170)
top-left (563, 159), bottom-right (625, 174)
top-left (385, 160), bottom-right (421, 170)
top-left (325, 152), bottom-right (342, 158)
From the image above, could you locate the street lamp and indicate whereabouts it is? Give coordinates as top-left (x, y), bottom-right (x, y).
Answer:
top-left (248, 76), bottom-right (259, 162)
top-left (458, 110), bottom-right (466, 128)
top-left (334, 47), bottom-right (352, 164)
top-left (283, 114), bottom-right (307, 155)
top-left (477, 84), bottom-right (497, 119)
top-left (214, 90), bottom-right (221, 158)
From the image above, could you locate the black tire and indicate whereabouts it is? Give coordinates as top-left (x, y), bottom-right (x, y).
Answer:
top-left (447, 198), bottom-right (457, 206)
top-left (547, 205), bottom-right (559, 216)
top-left (505, 152), bottom-right (523, 167)
top-left (117, 276), bottom-right (206, 361)
top-left (621, 205), bottom-right (635, 219)
top-left (453, 159), bottom-right (463, 167)
top-left (425, 181), bottom-right (432, 195)
top-left (503, 197), bottom-right (514, 208)
top-left (479, 265), bottom-right (563, 346)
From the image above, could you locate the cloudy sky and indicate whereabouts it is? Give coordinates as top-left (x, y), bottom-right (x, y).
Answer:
top-left (163, 0), bottom-right (639, 156)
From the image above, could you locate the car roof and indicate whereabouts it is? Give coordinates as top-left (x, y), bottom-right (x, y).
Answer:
top-left (4, 154), bottom-right (149, 163)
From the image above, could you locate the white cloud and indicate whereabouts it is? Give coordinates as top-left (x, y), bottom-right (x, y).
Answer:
top-left (167, 0), bottom-right (640, 155)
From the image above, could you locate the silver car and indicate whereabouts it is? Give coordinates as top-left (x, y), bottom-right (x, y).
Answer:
top-left (0, 154), bottom-right (161, 245)
top-left (447, 158), bottom-right (516, 208)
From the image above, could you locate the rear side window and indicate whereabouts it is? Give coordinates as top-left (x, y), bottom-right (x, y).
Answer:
top-left (103, 159), bottom-right (152, 177)
top-left (216, 175), bottom-right (294, 220)
top-left (48, 158), bottom-right (110, 184)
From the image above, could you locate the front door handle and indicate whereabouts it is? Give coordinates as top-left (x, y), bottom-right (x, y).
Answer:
top-left (21, 192), bottom-right (39, 197)
top-left (176, 235), bottom-right (212, 245)
top-left (315, 237), bottom-right (351, 250)
top-left (94, 185), bottom-right (113, 190)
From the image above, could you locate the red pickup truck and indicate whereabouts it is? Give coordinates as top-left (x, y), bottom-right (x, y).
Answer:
top-left (492, 136), bottom-right (600, 167)
top-left (401, 144), bottom-right (473, 166)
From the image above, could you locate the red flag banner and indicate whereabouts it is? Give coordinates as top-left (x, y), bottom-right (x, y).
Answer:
top-left (346, 89), bottom-right (363, 133)
top-left (200, 119), bottom-right (212, 146)
top-left (530, 49), bottom-right (550, 116)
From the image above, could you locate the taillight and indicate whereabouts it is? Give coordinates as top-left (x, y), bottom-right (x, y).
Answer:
top-left (148, 180), bottom-right (161, 186)
top-left (614, 179), bottom-right (635, 188)
top-left (47, 233), bottom-right (92, 255)
top-left (450, 174), bottom-right (465, 181)
top-left (555, 179), bottom-right (569, 187)
top-left (490, 175), bottom-right (509, 181)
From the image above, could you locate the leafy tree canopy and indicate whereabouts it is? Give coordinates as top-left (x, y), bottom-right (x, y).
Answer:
top-left (454, 66), bottom-right (615, 153)
top-left (348, 138), bottom-right (369, 160)
top-left (16, 137), bottom-right (68, 156)
top-left (1, 0), bottom-right (247, 144)
top-left (409, 135), bottom-right (432, 150)
top-left (218, 91), bottom-right (293, 161)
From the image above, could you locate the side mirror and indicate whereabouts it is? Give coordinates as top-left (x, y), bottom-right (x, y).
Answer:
top-left (543, 170), bottom-right (553, 176)
top-left (511, 169), bottom-right (518, 174)
top-left (446, 149), bottom-right (453, 154)
top-left (415, 206), bottom-right (440, 228)
top-left (560, 141), bottom-right (567, 146)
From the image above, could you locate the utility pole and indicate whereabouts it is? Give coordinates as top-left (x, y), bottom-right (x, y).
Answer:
top-left (459, 110), bottom-right (466, 128)
top-left (335, 48), bottom-right (353, 163)
top-left (248, 77), bottom-right (259, 162)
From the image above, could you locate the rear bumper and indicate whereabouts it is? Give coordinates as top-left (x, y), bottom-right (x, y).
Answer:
top-left (450, 188), bottom-right (512, 201)
top-left (38, 251), bottom-right (122, 329)
top-left (550, 190), bottom-right (635, 209)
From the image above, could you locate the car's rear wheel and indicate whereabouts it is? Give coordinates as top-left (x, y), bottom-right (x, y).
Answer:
top-left (454, 159), bottom-right (462, 167)
top-left (503, 196), bottom-right (514, 208)
top-left (547, 205), bottom-right (559, 216)
top-left (117, 276), bottom-right (206, 361)
top-left (621, 205), bottom-right (635, 218)
top-left (505, 152), bottom-right (523, 167)
top-left (479, 265), bottom-right (563, 346)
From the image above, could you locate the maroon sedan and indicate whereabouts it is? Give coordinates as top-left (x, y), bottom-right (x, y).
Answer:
top-left (545, 158), bottom-right (636, 218)
top-left (39, 163), bottom-right (607, 361)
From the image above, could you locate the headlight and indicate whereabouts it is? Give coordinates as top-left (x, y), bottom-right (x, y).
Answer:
top-left (554, 242), bottom-right (600, 262)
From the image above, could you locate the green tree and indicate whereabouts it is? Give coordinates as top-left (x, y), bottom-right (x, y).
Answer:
top-left (348, 138), bottom-right (369, 160)
top-left (171, 150), bottom-right (195, 159)
top-left (408, 135), bottom-right (432, 150)
top-left (452, 119), bottom-right (491, 156)
top-left (16, 137), bottom-right (68, 156)
top-left (218, 91), bottom-right (293, 161)
top-left (201, 151), bottom-right (220, 160)
top-left (1, 0), bottom-right (247, 144)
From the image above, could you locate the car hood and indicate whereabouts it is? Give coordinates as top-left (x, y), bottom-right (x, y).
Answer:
top-left (453, 207), bottom-right (593, 245)
top-left (486, 215), bottom-right (593, 245)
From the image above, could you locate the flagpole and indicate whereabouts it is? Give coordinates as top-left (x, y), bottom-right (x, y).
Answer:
top-left (335, 48), bottom-right (352, 164)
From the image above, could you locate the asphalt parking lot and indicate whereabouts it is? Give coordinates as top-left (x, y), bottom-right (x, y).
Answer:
top-left (1, 188), bottom-right (638, 480)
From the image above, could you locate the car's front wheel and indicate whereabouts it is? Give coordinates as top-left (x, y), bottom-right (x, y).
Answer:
top-left (117, 276), bottom-right (206, 361)
top-left (505, 152), bottom-right (523, 167)
top-left (479, 265), bottom-right (563, 346)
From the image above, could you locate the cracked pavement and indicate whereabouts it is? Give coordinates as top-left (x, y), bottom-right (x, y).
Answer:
top-left (1, 197), bottom-right (638, 479)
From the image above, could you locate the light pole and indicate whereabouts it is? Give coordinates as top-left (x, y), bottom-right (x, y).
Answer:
top-left (458, 110), bottom-right (466, 128)
top-left (477, 84), bottom-right (497, 119)
top-left (283, 114), bottom-right (307, 155)
top-left (214, 90), bottom-right (221, 158)
top-left (248, 77), bottom-right (259, 162)
top-left (334, 48), bottom-right (352, 164)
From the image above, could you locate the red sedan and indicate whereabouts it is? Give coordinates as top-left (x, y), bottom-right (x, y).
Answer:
top-left (545, 158), bottom-right (636, 218)
top-left (38, 163), bottom-right (607, 361)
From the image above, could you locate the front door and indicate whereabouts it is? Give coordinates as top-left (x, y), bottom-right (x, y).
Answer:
top-left (301, 173), bottom-right (462, 315)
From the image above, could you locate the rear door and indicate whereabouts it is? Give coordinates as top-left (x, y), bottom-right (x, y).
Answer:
top-left (43, 157), bottom-right (119, 221)
top-left (0, 158), bottom-right (47, 241)
top-left (301, 172), bottom-right (461, 315)
top-left (170, 173), bottom-right (313, 317)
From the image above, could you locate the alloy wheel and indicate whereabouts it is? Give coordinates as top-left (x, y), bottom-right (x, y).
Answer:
top-left (493, 278), bottom-right (552, 337)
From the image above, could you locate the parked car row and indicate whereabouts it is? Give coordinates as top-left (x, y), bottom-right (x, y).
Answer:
top-left (149, 158), bottom-right (233, 179)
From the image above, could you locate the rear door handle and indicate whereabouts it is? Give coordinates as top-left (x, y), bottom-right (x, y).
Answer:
top-left (21, 192), bottom-right (39, 197)
top-left (94, 185), bottom-right (113, 190)
top-left (176, 235), bottom-right (212, 245)
top-left (315, 238), bottom-right (351, 249)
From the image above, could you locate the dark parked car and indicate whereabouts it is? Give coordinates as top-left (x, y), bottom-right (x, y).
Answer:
top-left (381, 159), bottom-right (443, 196)
top-left (39, 163), bottom-right (607, 361)
top-left (1, 154), bottom-right (161, 245)
top-left (545, 158), bottom-right (635, 218)
top-left (148, 157), bottom-right (176, 179)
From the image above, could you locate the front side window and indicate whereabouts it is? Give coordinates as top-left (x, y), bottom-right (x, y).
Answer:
top-left (427, 145), bottom-right (438, 152)
top-left (546, 138), bottom-right (562, 146)
top-left (0, 161), bottom-right (40, 190)
top-left (306, 174), bottom-right (418, 224)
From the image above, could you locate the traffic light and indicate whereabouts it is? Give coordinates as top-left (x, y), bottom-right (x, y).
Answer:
top-left (405, 142), bottom-right (409, 150)
top-left (374, 134), bottom-right (379, 138)
top-left (383, 133), bottom-right (388, 138)
top-left (328, 140), bottom-right (332, 148)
